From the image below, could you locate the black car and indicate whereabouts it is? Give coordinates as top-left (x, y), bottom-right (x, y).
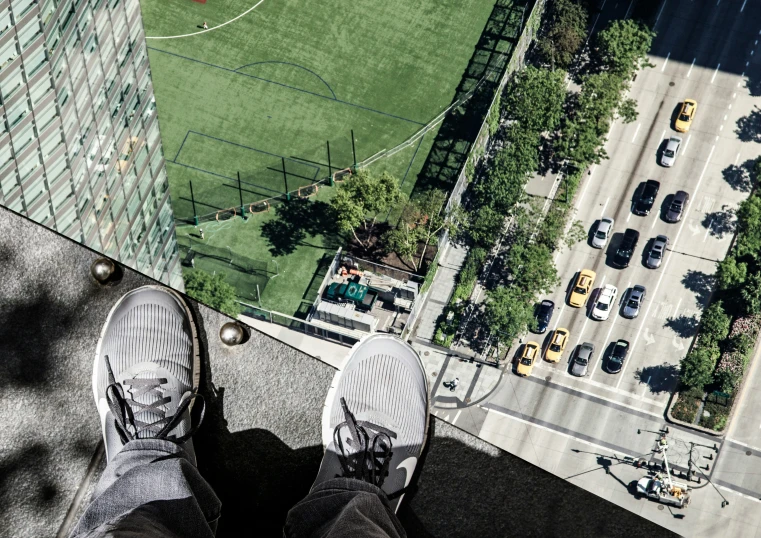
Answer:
top-left (665, 190), bottom-right (690, 223)
top-left (613, 228), bottom-right (640, 268)
top-left (534, 300), bottom-right (554, 333)
top-left (607, 339), bottom-right (630, 374)
top-left (634, 180), bottom-right (660, 216)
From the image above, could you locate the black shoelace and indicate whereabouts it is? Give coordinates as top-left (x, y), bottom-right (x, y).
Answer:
top-left (105, 355), bottom-right (204, 445)
top-left (333, 397), bottom-right (397, 489)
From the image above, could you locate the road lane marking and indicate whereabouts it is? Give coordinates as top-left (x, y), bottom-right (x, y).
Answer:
top-left (552, 304), bottom-right (566, 332)
top-left (687, 58), bottom-right (696, 77)
top-left (631, 123), bottom-right (641, 142)
top-left (672, 298), bottom-right (682, 321)
top-left (660, 52), bottom-right (670, 72)
top-left (711, 64), bottom-right (721, 83)
top-left (654, 0), bottom-right (667, 27)
top-left (600, 197), bottom-right (610, 217)
top-left (651, 215), bottom-right (658, 229)
top-left (616, 145), bottom-right (716, 389)
top-left (482, 407), bottom-right (642, 460)
top-left (728, 104), bottom-right (732, 110)
top-left (452, 409), bottom-right (462, 424)
top-left (741, 0), bottom-right (747, 12)
top-left (659, 129), bottom-right (666, 143)
top-left (624, 0), bottom-right (635, 18)
top-left (720, 125), bottom-right (724, 131)
top-left (724, 114), bottom-right (728, 121)
top-left (626, 212), bottom-right (632, 222)
top-left (682, 134), bottom-right (691, 155)
top-left (735, 152), bottom-right (741, 166)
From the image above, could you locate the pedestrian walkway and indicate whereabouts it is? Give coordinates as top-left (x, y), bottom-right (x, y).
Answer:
top-left (412, 242), bottom-right (468, 342)
top-left (411, 341), bottom-right (503, 410)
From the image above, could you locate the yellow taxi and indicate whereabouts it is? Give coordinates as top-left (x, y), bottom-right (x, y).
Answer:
top-left (516, 341), bottom-right (540, 377)
top-left (545, 328), bottom-right (569, 363)
top-left (675, 99), bottom-right (697, 132)
top-left (569, 269), bottom-right (596, 307)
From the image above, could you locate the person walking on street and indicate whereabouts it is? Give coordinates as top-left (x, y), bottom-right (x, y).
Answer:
top-left (70, 286), bottom-right (429, 538)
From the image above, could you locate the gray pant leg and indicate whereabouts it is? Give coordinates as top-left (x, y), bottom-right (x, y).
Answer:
top-left (70, 439), bottom-right (221, 538)
top-left (284, 478), bottom-right (406, 538)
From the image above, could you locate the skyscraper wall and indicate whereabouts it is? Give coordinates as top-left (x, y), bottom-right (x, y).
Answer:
top-left (0, 0), bottom-right (182, 288)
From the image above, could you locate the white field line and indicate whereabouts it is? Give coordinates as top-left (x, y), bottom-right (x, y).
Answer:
top-left (146, 0), bottom-right (266, 39)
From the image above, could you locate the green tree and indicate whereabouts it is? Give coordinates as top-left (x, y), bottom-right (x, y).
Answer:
top-left (698, 300), bottom-right (731, 345)
top-left (484, 286), bottom-right (533, 345)
top-left (507, 243), bottom-right (561, 295)
top-left (563, 219), bottom-right (587, 249)
top-left (716, 255), bottom-right (748, 290)
top-left (618, 97), bottom-right (639, 124)
top-left (469, 205), bottom-right (505, 247)
top-left (735, 194), bottom-right (761, 259)
top-left (503, 66), bottom-right (567, 133)
top-left (596, 19), bottom-right (655, 76)
top-left (183, 269), bottom-right (242, 317)
top-left (741, 272), bottom-right (761, 315)
top-left (537, 0), bottom-right (588, 70)
top-left (384, 191), bottom-right (466, 272)
top-left (330, 170), bottom-right (403, 250)
top-left (575, 72), bottom-right (627, 134)
top-left (680, 343), bottom-right (719, 390)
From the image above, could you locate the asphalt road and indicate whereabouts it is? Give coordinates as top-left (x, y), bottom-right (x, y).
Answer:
top-left (449, 0), bottom-right (761, 535)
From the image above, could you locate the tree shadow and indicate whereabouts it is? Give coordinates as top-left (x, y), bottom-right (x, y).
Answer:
top-left (701, 207), bottom-right (736, 239)
top-left (260, 199), bottom-right (340, 256)
top-left (408, 0), bottom-right (531, 204)
top-left (735, 106), bottom-right (761, 143)
top-left (664, 313), bottom-right (699, 339)
top-left (721, 159), bottom-right (757, 192)
top-left (634, 363), bottom-right (680, 395)
top-left (681, 269), bottom-right (715, 307)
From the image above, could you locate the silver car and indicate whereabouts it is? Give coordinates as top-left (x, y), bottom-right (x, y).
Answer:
top-left (571, 342), bottom-right (594, 377)
top-left (592, 217), bottom-right (614, 249)
top-left (646, 235), bottom-right (669, 269)
top-left (622, 285), bottom-right (646, 318)
top-left (661, 136), bottom-right (682, 167)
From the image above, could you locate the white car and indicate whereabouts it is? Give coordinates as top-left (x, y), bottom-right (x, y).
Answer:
top-left (592, 284), bottom-right (618, 321)
top-left (661, 136), bottom-right (682, 167)
top-left (592, 217), bottom-right (614, 249)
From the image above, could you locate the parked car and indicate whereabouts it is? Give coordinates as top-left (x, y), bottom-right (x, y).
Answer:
top-left (592, 284), bottom-right (618, 321)
top-left (675, 99), bottom-right (697, 133)
top-left (614, 228), bottom-right (640, 268)
top-left (571, 342), bottom-right (595, 377)
top-left (607, 339), bottom-right (630, 374)
top-left (646, 235), bottom-right (669, 269)
top-left (634, 180), bottom-right (660, 216)
top-left (665, 190), bottom-right (690, 223)
top-left (517, 342), bottom-right (540, 377)
top-left (661, 136), bottom-right (682, 167)
top-left (545, 328), bottom-right (569, 363)
top-left (534, 300), bottom-right (555, 334)
top-left (569, 269), bottom-right (596, 307)
top-left (622, 285), bottom-right (647, 318)
top-left (592, 217), bottom-right (615, 249)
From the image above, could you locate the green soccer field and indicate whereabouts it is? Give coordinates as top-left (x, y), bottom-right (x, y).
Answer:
top-left (139, 0), bottom-right (502, 315)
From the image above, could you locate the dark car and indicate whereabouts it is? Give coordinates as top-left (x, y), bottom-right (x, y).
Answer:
top-left (613, 228), bottom-right (640, 268)
top-left (622, 285), bottom-right (646, 318)
top-left (665, 190), bottom-right (690, 223)
top-left (607, 339), bottom-right (630, 374)
top-left (634, 180), bottom-right (661, 216)
top-left (534, 300), bottom-right (554, 334)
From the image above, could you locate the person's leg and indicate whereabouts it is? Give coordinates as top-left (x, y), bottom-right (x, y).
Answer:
top-left (285, 334), bottom-right (429, 538)
top-left (70, 286), bottom-right (220, 538)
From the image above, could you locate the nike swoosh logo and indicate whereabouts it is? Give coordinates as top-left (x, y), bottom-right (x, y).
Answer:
top-left (396, 457), bottom-right (418, 488)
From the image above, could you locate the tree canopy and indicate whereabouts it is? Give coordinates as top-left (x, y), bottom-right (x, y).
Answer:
top-left (537, 0), bottom-right (588, 69)
top-left (596, 19), bottom-right (655, 76)
top-left (183, 269), bottom-right (242, 317)
top-left (484, 286), bottom-right (533, 345)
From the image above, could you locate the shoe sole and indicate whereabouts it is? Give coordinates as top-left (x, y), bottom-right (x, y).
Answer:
top-left (91, 285), bottom-right (201, 413)
top-left (320, 334), bottom-right (430, 509)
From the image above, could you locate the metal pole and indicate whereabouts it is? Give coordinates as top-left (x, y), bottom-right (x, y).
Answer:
top-left (351, 129), bottom-right (357, 171)
top-left (189, 180), bottom-right (198, 225)
top-left (327, 141), bottom-right (332, 184)
top-left (282, 157), bottom-right (290, 201)
top-left (237, 171), bottom-right (246, 218)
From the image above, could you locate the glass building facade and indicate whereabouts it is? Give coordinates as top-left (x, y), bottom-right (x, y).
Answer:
top-left (0, 0), bottom-right (182, 289)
